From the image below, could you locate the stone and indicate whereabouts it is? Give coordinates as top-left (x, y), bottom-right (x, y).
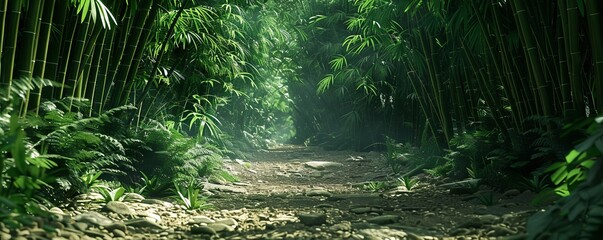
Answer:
top-left (367, 215), bottom-right (399, 225)
top-left (104, 201), bottom-right (133, 215)
top-left (207, 223), bottom-right (234, 232)
top-left (359, 229), bottom-right (407, 240)
top-left (83, 230), bottom-right (106, 238)
top-left (477, 214), bottom-right (500, 224)
top-left (72, 222), bottom-right (89, 231)
top-left (74, 212), bottom-right (113, 227)
top-left (215, 218), bottom-right (238, 227)
top-left (49, 207), bottom-right (66, 215)
top-left (304, 161), bottom-right (344, 170)
top-left (125, 218), bottom-right (164, 229)
top-left (190, 216), bottom-right (215, 224)
top-left (503, 189), bottom-right (521, 197)
top-left (191, 226), bottom-right (217, 235)
top-left (0, 233), bottom-right (10, 240)
top-left (306, 189), bottom-right (332, 198)
top-left (329, 222), bottom-right (351, 232)
top-left (139, 211), bottom-right (162, 223)
top-left (350, 207), bottom-right (382, 214)
top-left (123, 193), bottom-right (145, 202)
top-left (203, 182), bottom-right (247, 193)
top-left (297, 213), bottom-right (327, 226)
top-left (141, 199), bottom-right (173, 208)
top-left (75, 193), bottom-right (104, 202)
top-left (112, 229), bottom-right (127, 238)
top-left (104, 222), bottom-right (127, 232)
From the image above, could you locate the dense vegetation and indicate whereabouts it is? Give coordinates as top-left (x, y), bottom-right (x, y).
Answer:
top-left (1, 0), bottom-right (602, 238)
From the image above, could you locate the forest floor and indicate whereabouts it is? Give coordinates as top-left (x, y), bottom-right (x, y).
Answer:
top-left (5, 145), bottom-right (541, 240)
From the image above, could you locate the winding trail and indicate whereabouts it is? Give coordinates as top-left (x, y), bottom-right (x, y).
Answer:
top-left (9, 145), bottom-right (539, 240)
top-left (201, 145), bottom-right (537, 239)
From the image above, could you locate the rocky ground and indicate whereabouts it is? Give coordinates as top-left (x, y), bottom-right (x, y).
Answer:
top-left (2, 145), bottom-right (541, 240)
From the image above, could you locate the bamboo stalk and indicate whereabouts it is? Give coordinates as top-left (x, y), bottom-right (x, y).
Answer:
top-left (108, 0), bottom-right (154, 108)
top-left (511, 0), bottom-right (555, 117)
top-left (0, 0), bottom-right (7, 83)
top-left (32, 0), bottom-right (56, 114)
top-left (584, 0), bottom-right (603, 113)
top-left (565, 0), bottom-right (585, 116)
top-left (0, 0), bottom-right (23, 91)
top-left (16, 0), bottom-right (44, 115)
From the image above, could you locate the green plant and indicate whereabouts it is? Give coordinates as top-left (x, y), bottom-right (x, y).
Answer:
top-left (384, 136), bottom-right (410, 174)
top-left (139, 172), bottom-right (172, 198)
top-left (546, 116), bottom-right (603, 196)
top-left (520, 174), bottom-right (551, 193)
top-left (173, 179), bottom-right (210, 210)
top-left (96, 186), bottom-right (126, 202)
top-left (398, 177), bottom-right (420, 191)
top-left (1, 78), bottom-right (58, 209)
top-left (527, 116), bottom-right (603, 239)
top-left (79, 171), bottom-right (103, 194)
top-left (476, 191), bottom-right (496, 206)
top-left (359, 181), bottom-right (392, 192)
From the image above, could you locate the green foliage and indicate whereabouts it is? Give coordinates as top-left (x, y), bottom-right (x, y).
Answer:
top-left (79, 171), bottom-right (103, 194)
top-left (26, 101), bottom-right (140, 197)
top-left (520, 174), bottom-right (551, 193)
top-left (1, 78), bottom-right (57, 210)
top-left (546, 116), bottom-right (603, 196)
top-left (384, 136), bottom-right (410, 174)
top-left (475, 191), bottom-right (496, 206)
top-left (134, 120), bottom-right (233, 186)
top-left (95, 186), bottom-right (126, 202)
top-left (358, 181), bottom-right (392, 192)
top-left (527, 117), bottom-right (603, 239)
top-left (138, 171), bottom-right (172, 198)
top-left (398, 177), bottom-right (420, 191)
top-left (173, 179), bottom-right (210, 210)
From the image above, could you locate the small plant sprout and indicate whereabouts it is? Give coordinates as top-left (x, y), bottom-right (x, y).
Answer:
top-left (174, 179), bottom-right (211, 210)
top-left (96, 186), bottom-right (126, 202)
top-left (398, 177), bottom-right (420, 191)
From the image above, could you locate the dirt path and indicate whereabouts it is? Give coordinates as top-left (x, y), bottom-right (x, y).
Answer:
top-left (201, 145), bottom-right (537, 239)
top-left (3, 145), bottom-right (539, 240)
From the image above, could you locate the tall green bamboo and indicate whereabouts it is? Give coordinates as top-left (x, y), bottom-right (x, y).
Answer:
top-left (108, 0), bottom-right (154, 108)
top-left (565, 0), bottom-right (585, 116)
top-left (584, 0), bottom-right (603, 113)
top-left (63, 17), bottom-right (91, 104)
top-left (56, 11), bottom-right (79, 99)
top-left (556, 0), bottom-right (573, 118)
top-left (16, 0), bottom-right (44, 115)
top-left (42, 0), bottom-right (69, 100)
top-left (0, 0), bottom-right (7, 83)
top-left (0, 0), bottom-right (23, 91)
top-left (511, 0), bottom-right (555, 117)
top-left (32, 0), bottom-right (57, 114)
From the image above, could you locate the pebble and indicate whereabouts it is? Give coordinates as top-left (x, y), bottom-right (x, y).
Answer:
top-left (123, 193), bottom-right (145, 202)
top-left (125, 218), bottom-right (164, 229)
top-left (190, 216), bottom-right (215, 224)
top-left (112, 229), bottom-right (127, 238)
top-left (191, 226), bottom-right (217, 235)
top-left (0, 233), bottom-right (10, 240)
top-left (304, 161), bottom-right (344, 170)
top-left (104, 201), bottom-right (133, 215)
top-left (367, 215), bottom-right (399, 225)
top-left (207, 223), bottom-right (234, 232)
top-left (306, 189), bottom-right (332, 197)
top-left (297, 213), bottom-right (327, 226)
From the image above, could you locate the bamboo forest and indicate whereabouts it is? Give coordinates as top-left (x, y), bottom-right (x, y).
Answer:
top-left (1, 0), bottom-right (603, 239)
